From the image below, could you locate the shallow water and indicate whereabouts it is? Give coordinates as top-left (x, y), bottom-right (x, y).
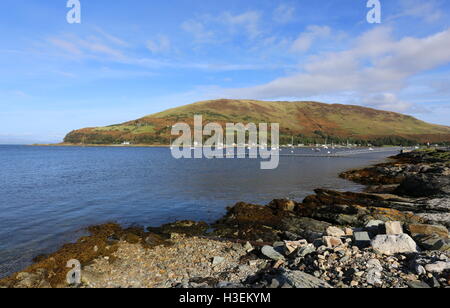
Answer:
top-left (0, 145), bottom-right (398, 277)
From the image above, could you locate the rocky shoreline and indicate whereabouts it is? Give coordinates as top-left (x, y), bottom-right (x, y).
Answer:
top-left (1, 148), bottom-right (449, 288)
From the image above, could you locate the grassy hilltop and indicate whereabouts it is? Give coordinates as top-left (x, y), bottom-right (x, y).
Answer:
top-left (64, 99), bottom-right (450, 146)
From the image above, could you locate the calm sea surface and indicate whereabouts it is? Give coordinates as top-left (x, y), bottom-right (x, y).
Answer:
top-left (0, 145), bottom-right (399, 277)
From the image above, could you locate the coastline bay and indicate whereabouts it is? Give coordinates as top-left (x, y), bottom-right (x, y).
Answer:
top-left (0, 145), bottom-right (399, 278)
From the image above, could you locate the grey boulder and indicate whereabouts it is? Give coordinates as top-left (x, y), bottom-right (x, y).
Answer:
top-left (371, 234), bottom-right (418, 255)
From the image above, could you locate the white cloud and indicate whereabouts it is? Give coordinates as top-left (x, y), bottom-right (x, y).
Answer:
top-left (273, 4), bottom-right (296, 24)
top-left (93, 27), bottom-right (129, 47)
top-left (389, 0), bottom-right (444, 23)
top-left (48, 38), bottom-right (83, 56)
top-left (361, 93), bottom-right (432, 114)
top-left (48, 34), bottom-right (125, 59)
top-left (222, 27), bottom-right (450, 113)
top-left (77, 38), bottom-right (124, 58)
top-left (10, 90), bottom-right (30, 98)
top-left (291, 25), bottom-right (331, 52)
top-left (362, 93), bottom-right (412, 112)
top-left (146, 35), bottom-right (171, 53)
top-left (181, 20), bottom-right (215, 42)
top-left (181, 11), bottom-right (262, 43)
top-left (45, 33), bottom-right (280, 73)
top-left (221, 11), bottom-right (262, 39)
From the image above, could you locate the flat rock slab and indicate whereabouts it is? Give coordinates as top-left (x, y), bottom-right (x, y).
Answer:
top-left (354, 232), bottom-right (371, 248)
top-left (274, 270), bottom-right (332, 288)
top-left (282, 217), bottom-right (331, 234)
top-left (425, 261), bottom-right (450, 273)
top-left (417, 213), bottom-right (450, 229)
top-left (371, 234), bottom-right (418, 255)
top-left (414, 234), bottom-right (450, 251)
top-left (406, 281), bottom-right (431, 289)
top-left (261, 246), bottom-right (285, 261)
top-left (425, 198), bottom-right (450, 212)
top-left (409, 224), bottom-right (449, 238)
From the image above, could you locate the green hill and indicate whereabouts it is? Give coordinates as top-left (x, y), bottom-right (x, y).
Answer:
top-left (63, 99), bottom-right (450, 145)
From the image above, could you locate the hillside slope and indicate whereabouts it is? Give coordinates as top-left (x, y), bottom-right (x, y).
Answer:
top-left (64, 99), bottom-right (450, 145)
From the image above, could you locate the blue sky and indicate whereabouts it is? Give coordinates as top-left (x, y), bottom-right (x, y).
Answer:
top-left (1, 0), bottom-right (450, 143)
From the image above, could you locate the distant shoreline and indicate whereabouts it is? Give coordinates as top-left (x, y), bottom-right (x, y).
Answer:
top-left (29, 143), bottom-right (405, 149)
top-left (30, 143), bottom-right (171, 148)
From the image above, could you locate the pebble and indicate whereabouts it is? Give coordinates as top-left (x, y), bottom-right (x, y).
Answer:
top-left (366, 268), bottom-right (383, 286)
top-left (212, 256), bottom-right (225, 266)
top-left (244, 242), bottom-right (254, 253)
top-left (323, 236), bottom-right (343, 249)
top-left (345, 228), bottom-right (354, 236)
top-left (367, 259), bottom-right (383, 271)
top-left (285, 240), bottom-right (307, 254)
top-left (414, 265), bottom-right (426, 276)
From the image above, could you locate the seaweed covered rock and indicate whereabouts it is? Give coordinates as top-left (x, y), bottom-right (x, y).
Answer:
top-left (212, 202), bottom-right (286, 242)
top-left (298, 189), bottom-right (424, 226)
top-left (268, 199), bottom-right (298, 212)
top-left (340, 165), bottom-right (407, 185)
top-left (396, 173), bottom-right (450, 197)
top-left (148, 220), bottom-right (209, 237)
top-left (218, 202), bottom-right (283, 226)
top-left (212, 201), bottom-right (334, 243)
